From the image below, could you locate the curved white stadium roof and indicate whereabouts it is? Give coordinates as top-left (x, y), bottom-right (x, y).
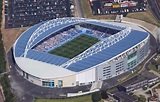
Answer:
top-left (16, 57), bottom-right (75, 79)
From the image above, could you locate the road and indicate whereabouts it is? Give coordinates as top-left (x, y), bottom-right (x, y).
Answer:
top-left (74, 0), bottom-right (84, 17)
top-left (147, 0), bottom-right (160, 21)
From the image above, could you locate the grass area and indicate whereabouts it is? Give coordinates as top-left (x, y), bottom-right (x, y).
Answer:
top-left (49, 34), bottom-right (99, 59)
top-left (132, 95), bottom-right (146, 102)
top-left (106, 87), bottom-right (118, 93)
top-left (156, 55), bottom-right (160, 64)
top-left (126, 7), bottom-right (160, 27)
top-left (34, 95), bottom-right (92, 102)
top-left (80, 0), bottom-right (116, 20)
top-left (138, 95), bottom-right (146, 102)
top-left (150, 64), bottom-right (160, 74)
top-left (0, 32), bottom-right (6, 73)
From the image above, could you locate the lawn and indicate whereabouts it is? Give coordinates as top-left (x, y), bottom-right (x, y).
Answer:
top-left (126, 7), bottom-right (160, 27)
top-left (150, 64), bottom-right (160, 74)
top-left (34, 95), bottom-right (92, 102)
top-left (49, 34), bottom-right (99, 59)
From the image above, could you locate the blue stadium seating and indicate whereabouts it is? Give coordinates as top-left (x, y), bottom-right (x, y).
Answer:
top-left (15, 23), bottom-right (43, 57)
top-left (14, 18), bottom-right (148, 72)
top-left (66, 30), bottom-right (148, 72)
top-left (27, 49), bottom-right (69, 65)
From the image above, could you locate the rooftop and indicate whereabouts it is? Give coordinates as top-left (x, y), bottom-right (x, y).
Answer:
top-left (14, 18), bottom-right (149, 72)
top-left (113, 91), bottom-right (138, 102)
top-left (66, 30), bottom-right (148, 71)
top-left (121, 72), bottom-right (159, 87)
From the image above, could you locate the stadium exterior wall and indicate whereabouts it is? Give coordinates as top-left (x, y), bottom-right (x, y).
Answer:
top-left (76, 68), bottom-right (96, 85)
top-left (14, 33), bottom-right (149, 88)
top-left (14, 64), bottom-right (42, 86)
top-left (14, 64), bottom-right (76, 87)
top-left (96, 36), bottom-right (150, 82)
top-left (12, 18), bottom-right (151, 88)
top-left (76, 34), bottom-right (150, 86)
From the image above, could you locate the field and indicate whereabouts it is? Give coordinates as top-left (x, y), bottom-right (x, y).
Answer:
top-left (126, 7), bottom-right (160, 27)
top-left (34, 95), bottom-right (92, 102)
top-left (49, 34), bottom-right (99, 59)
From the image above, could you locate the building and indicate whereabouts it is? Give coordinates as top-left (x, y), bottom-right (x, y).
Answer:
top-left (13, 17), bottom-right (150, 88)
top-left (111, 91), bottom-right (138, 102)
top-left (117, 72), bottom-right (159, 93)
top-left (90, 0), bottom-right (146, 15)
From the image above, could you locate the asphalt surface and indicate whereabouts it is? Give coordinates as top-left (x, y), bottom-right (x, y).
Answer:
top-left (5, 0), bottom-right (72, 28)
top-left (90, 0), bottom-right (146, 15)
top-left (8, 49), bottom-right (92, 102)
top-left (7, 27), bottom-right (158, 102)
top-left (147, 0), bottom-right (160, 21)
top-left (8, 48), bottom-right (131, 102)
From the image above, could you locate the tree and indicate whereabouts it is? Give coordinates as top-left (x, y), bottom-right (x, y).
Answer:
top-left (151, 58), bottom-right (158, 65)
top-left (101, 91), bottom-right (108, 99)
top-left (138, 95), bottom-right (146, 102)
top-left (91, 91), bottom-right (102, 102)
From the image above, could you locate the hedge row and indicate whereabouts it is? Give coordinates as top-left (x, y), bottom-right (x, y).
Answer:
top-left (0, 0), bottom-right (6, 74)
top-left (0, 0), bottom-right (16, 102)
top-left (0, 37), bottom-right (6, 73)
top-left (0, 75), bottom-right (16, 102)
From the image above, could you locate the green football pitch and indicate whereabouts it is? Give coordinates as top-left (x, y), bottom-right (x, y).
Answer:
top-left (49, 34), bottom-right (99, 59)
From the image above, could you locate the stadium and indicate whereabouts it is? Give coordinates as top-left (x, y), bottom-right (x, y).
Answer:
top-left (13, 17), bottom-right (150, 88)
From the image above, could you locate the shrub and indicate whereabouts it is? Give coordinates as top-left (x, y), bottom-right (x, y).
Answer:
top-left (92, 91), bottom-right (102, 102)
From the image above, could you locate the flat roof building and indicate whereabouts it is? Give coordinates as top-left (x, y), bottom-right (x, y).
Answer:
top-left (118, 72), bottom-right (159, 93)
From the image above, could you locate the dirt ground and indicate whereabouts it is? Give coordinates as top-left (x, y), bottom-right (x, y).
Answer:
top-left (1, 27), bottom-right (29, 52)
top-left (1, 0), bottom-right (80, 53)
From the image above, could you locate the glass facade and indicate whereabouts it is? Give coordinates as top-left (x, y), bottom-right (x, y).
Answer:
top-left (127, 51), bottom-right (137, 69)
top-left (42, 81), bottom-right (54, 87)
top-left (58, 80), bottom-right (63, 87)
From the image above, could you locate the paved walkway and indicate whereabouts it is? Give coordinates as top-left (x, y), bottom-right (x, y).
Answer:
top-left (74, 0), bottom-right (84, 17)
top-left (134, 88), bottom-right (150, 100)
top-left (149, 70), bottom-right (160, 77)
top-left (8, 48), bottom-right (92, 102)
top-left (148, 0), bottom-right (160, 21)
top-left (155, 89), bottom-right (160, 101)
top-left (0, 88), bottom-right (4, 102)
top-left (133, 82), bottom-right (160, 100)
